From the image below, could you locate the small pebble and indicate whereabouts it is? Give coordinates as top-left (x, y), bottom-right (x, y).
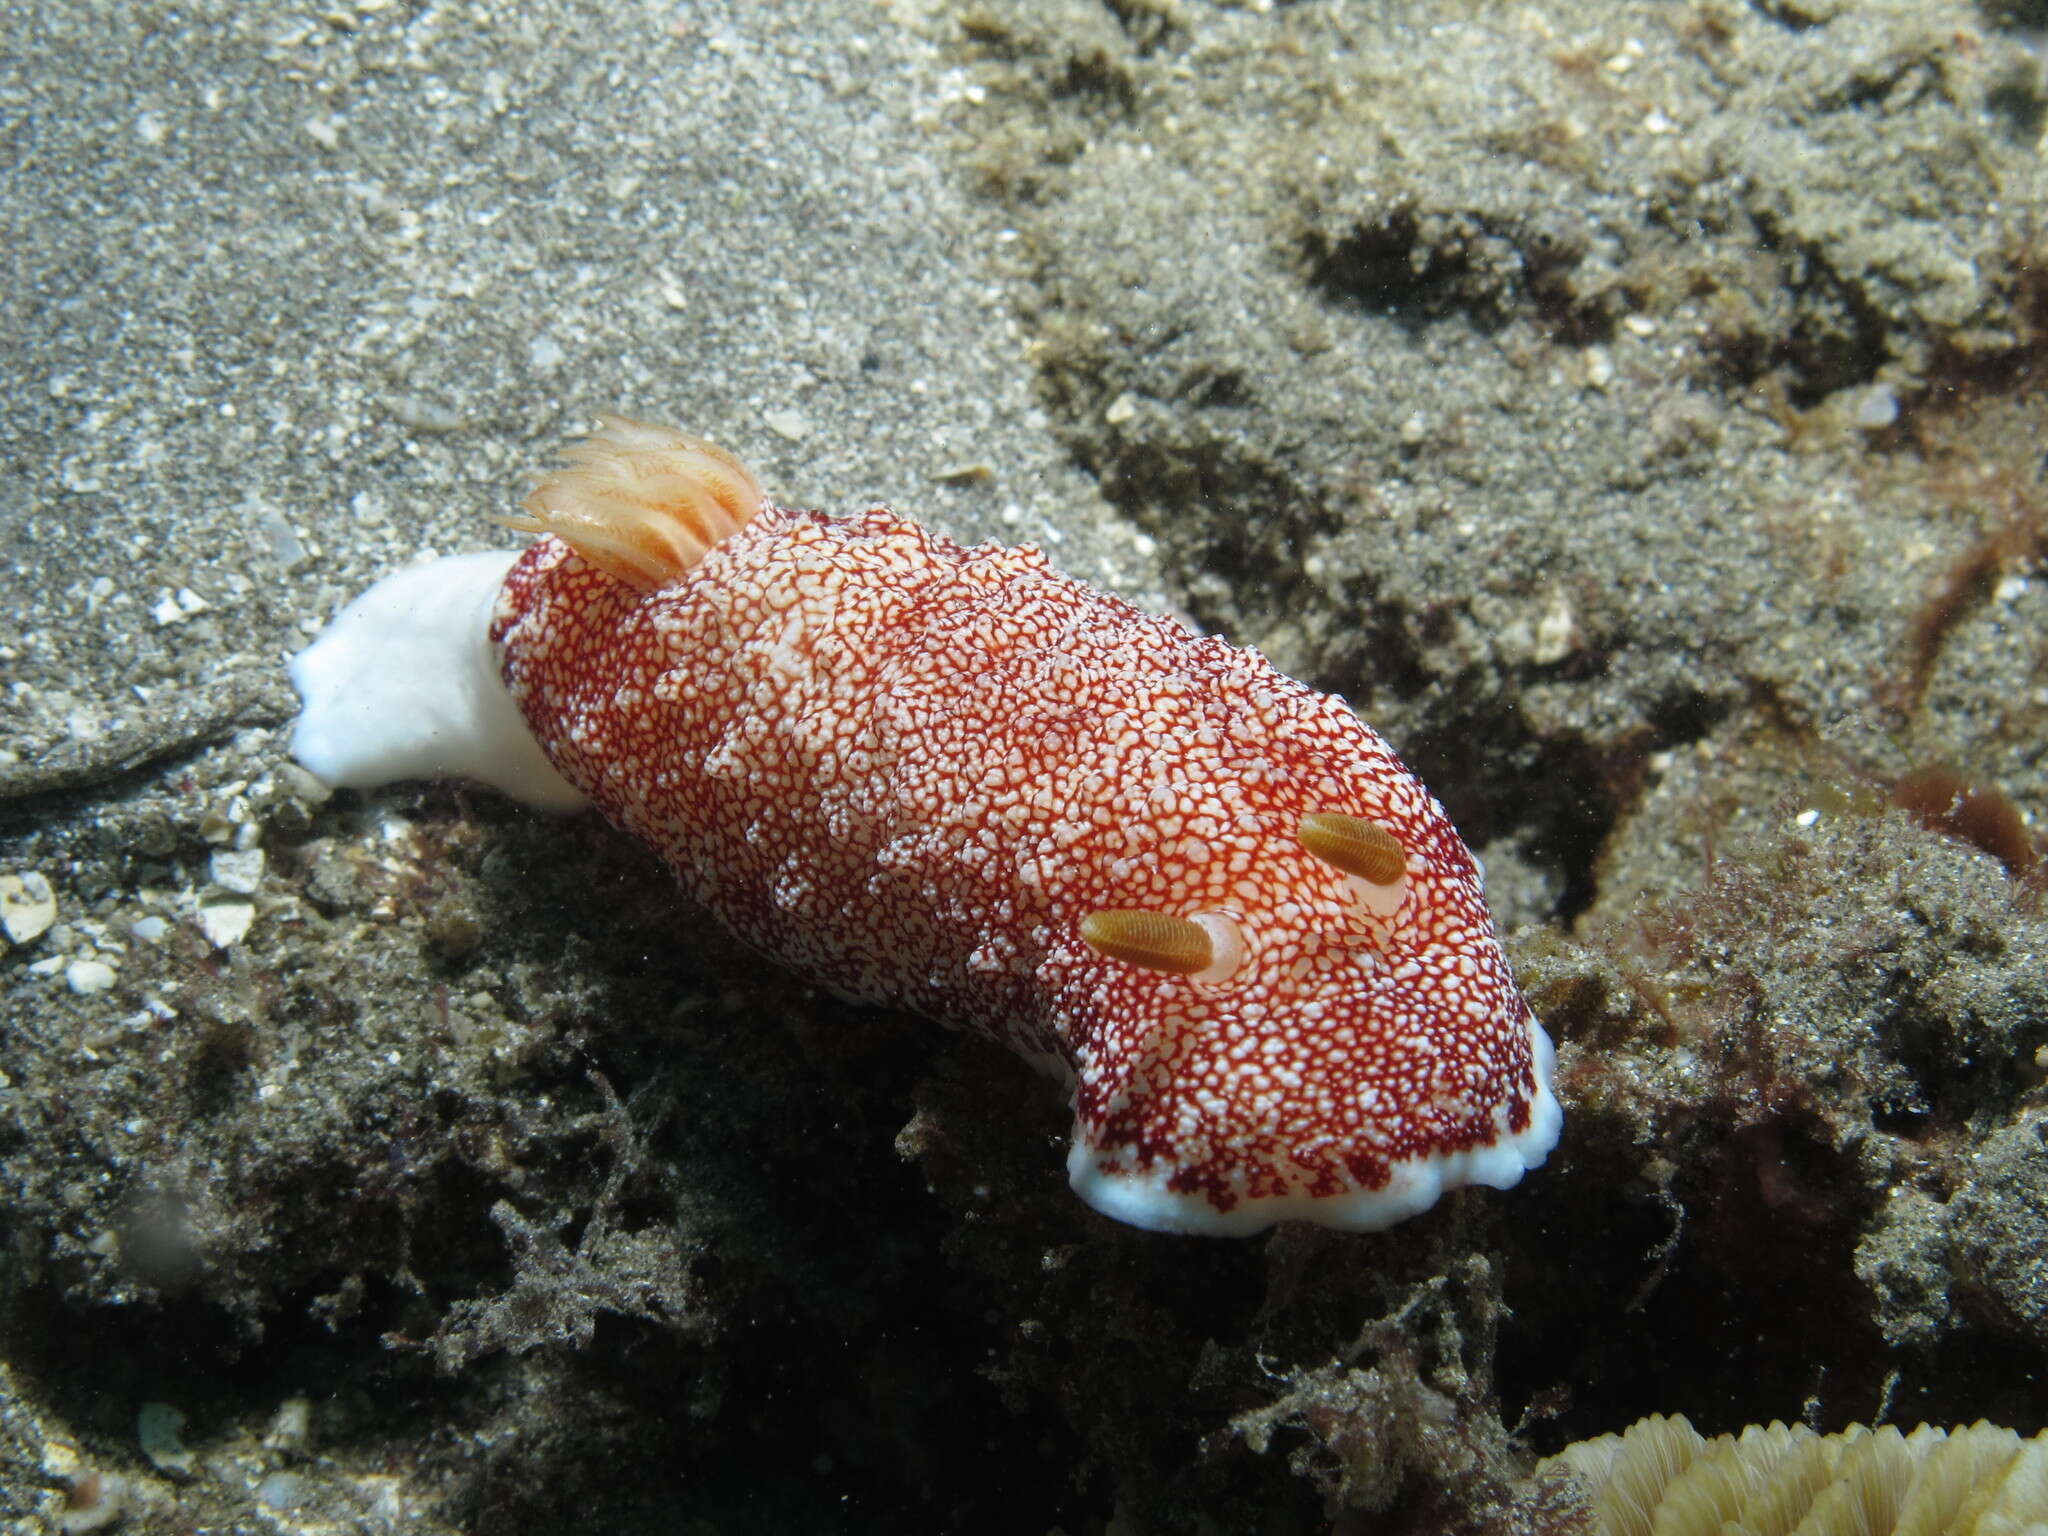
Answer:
top-left (65, 959), bottom-right (118, 996)
top-left (265, 1395), bottom-right (314, 1457)
top-left (137, 1402), bottom-right (195, 1480)
top-left (278, 762), bottom-right (333, 806)
top-left (209, 848), bottom-right (267, 896)
top-left (1854, 383), bottom-right (1899, 429)
top-left (1531, 591), bottom-right (1578, 666)
top-left (199, 798), bottom-right (248, 845)
top-left (387, 394), bottom-right (462, 434)
top-left (763, 407), bottom-right (808, 441)
top-left (258, 506), bottom-right (309, 568)
top-left (0, 871), bottom-right (57, 944)
top-left (257, 1470), bottom-right (306, 1511)
top-left (527, 333), bottom-right (566, 373)
top-left (199, 899), bottom-right (256, 949)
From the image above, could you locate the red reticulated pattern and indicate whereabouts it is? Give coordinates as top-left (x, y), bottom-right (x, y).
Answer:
top-left (491, 506), bottom-right (1539, 1216)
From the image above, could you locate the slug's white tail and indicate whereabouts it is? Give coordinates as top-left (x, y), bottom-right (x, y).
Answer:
top-left (289, 551), bottom-right (586, 810)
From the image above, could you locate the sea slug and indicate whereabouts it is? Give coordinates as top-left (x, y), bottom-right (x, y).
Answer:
top-left (289, 416), bottom-right (1561, 1235)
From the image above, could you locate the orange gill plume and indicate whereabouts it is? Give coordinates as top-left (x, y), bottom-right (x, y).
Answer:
top-left (503, 413), bottom-right (766, 591)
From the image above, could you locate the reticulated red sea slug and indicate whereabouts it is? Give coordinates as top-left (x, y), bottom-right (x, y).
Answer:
top-left (289, 416), bottom-right (1561, 1235)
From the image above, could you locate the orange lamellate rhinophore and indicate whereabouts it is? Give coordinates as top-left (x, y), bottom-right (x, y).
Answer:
top-left (291, 417), bottom-right (1561, 1234)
